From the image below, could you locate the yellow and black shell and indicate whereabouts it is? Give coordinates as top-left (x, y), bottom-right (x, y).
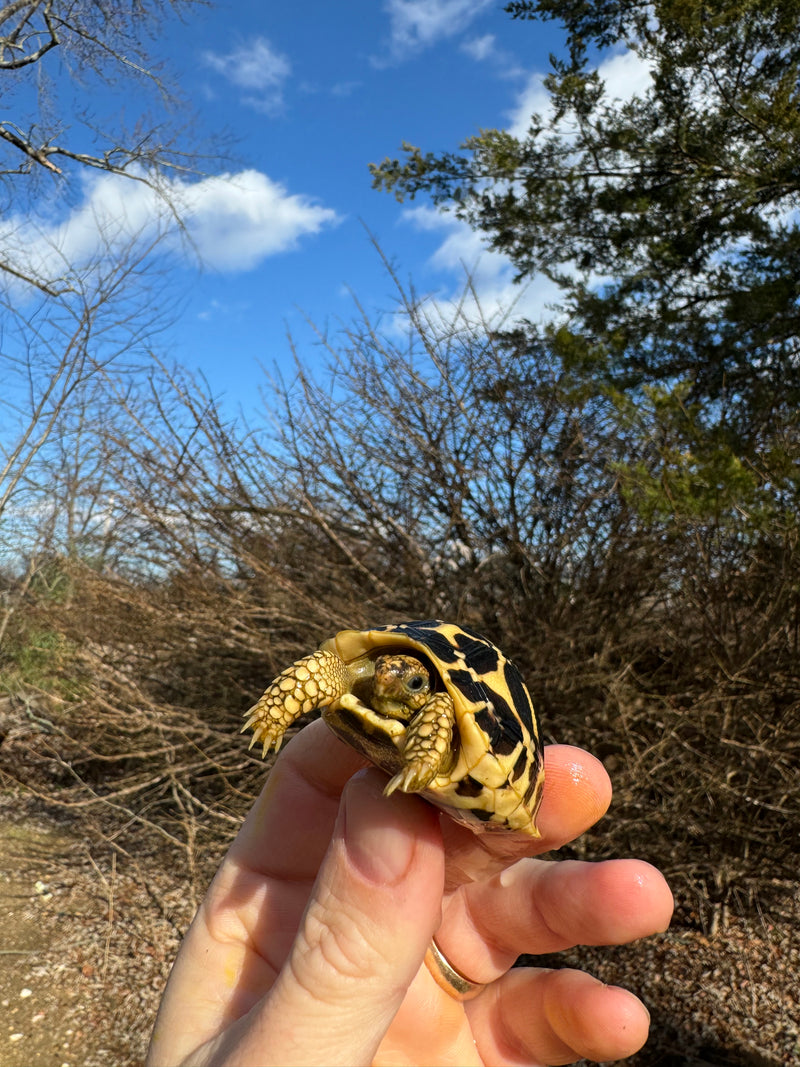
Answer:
top-left (319, 620), bottom-right (544, 835)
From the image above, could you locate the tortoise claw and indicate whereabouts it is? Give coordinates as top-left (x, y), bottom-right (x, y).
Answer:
top-left (243, 649), bottom-right (351, 760)
top-left (384, 762), bottom-right (438, 796)
top-left (244, 725), bottom-right (285, 759)
top-left (384, 692), bottom-right (454, 796)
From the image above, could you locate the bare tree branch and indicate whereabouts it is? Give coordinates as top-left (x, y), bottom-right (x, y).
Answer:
top-left (0, 1), bottom-right (58, 69)
top-left (0, 122), bottom-right (62, 172)
top-left (0, 0), bottom-right (214, 290)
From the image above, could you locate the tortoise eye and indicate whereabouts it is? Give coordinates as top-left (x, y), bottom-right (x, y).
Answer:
top-left (407, 674), bottom-right (426, 692)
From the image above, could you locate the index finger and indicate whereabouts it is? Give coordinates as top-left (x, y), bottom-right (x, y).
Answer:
top-left (229, 718), bottom-right (369, 881)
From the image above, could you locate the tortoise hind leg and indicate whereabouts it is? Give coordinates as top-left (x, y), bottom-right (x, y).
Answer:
top-left (243, 649), bottom-right (351, 758)
top-left (384, 692), bottom-right (455, 795)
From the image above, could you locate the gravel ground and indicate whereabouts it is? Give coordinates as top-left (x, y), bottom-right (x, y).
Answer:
top-left (0, 808), bottom-right (194, 1067)
top-left (535, 910), bottom-right (799, 1066)
top-left (1, 797), bottom-right (796, 1067)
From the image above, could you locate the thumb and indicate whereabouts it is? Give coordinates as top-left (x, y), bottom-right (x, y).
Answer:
top-left (240, 768), bottom-right (444, 1066)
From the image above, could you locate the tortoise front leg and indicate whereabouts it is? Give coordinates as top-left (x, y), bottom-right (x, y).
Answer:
top-left (243, 649), bottom-right (351, 758)
top-left (384, 692), bottom-right (455, 795)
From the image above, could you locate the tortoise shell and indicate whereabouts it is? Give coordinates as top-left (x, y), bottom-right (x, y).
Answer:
top-left (317, 620), bottom-right (544, 835)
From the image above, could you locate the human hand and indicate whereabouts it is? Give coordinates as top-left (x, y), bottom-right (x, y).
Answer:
top-left (147, 718), bottom-right (673, 1066)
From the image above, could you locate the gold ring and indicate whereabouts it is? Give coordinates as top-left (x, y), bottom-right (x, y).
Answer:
top-left (424, 938), bottom-right (486, 1001)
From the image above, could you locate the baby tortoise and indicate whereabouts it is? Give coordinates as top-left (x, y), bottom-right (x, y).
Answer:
top-left (243, 620), bottom-right (544, 835)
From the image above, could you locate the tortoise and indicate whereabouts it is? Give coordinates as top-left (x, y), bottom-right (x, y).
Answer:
top-left (243, 620), bottom-right (544, 835)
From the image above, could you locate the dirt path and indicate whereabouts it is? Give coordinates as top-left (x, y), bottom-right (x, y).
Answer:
top-left (0, 810), bottom-right (192, 1067)
top-left (0, 818), bottom-right (102, 1067)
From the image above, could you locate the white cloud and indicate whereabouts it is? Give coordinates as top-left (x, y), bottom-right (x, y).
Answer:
top-left (203, 37), bottom-right (292, 113)
top-left (402, 205), bottom-right (562, 326)
top-left (0, 169), bottom-right (339, 290)
top-left (460, 33), bottom-right (497, 62)
top-left (196, 296), bottom-right (251, 321)
top-left (507, 72), bottom-right (552, 138)
top-left (382, 0), bottom-right (493, 59)
top-left (177, 170), bottom-right (338, 270)
top-left (401, 54), bottom-right (656, 322)
top-left (330, 80), bottom-right (361, 97)
top-left (600, 49), bottom-right (656, 101)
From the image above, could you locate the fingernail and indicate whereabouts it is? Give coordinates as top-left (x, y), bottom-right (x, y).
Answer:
top-left (343, 770), bottom-right (416, 886)
top-left (634, 991), bottom-right (651, 1024)
top-left (614, 986), bottom-right (651, 1024)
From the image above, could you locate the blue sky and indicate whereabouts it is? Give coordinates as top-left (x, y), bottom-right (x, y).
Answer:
top-left (5, 2), bottom-right (649, 417)
top-left (155, 0), bottom-right (566, 407)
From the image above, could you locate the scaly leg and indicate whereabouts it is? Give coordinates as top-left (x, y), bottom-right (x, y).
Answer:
top-left (243, 649), bottom-right (351, 758)
top-left (385, 692), bottom-right (455, 795)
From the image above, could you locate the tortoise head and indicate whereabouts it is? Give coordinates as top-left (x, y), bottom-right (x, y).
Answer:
top-left (370, 654), bottom-right (433, 719)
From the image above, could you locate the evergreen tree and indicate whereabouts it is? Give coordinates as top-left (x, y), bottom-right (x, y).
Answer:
top-left (371, 0), bottom-right (800, 522)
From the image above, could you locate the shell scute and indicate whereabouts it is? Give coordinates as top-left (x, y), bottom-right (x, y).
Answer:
top-left (472, 703), bottom-right (503, 747)
top-left (406, 624), bottom-right (461, 664)
top-left (510, 746), bottom-right (531, 782)
top-left (455, 775), bottom-right (486, 798)
top-left (451, 629), bottom-right (501, 674)
top-left (481, 689), bottom-right (523, 751)
top-left (503, 659), bottom-right (537, 739)
top-left (447, 668), bottom-right (491, 709)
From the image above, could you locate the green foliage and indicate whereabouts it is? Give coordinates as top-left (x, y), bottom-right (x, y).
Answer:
top-left (28, 558), bottom-right (76, 605)
top-left (614, 384), bottom-right (757, 521)
top-left (1, 624), bottom-right (86, 700)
